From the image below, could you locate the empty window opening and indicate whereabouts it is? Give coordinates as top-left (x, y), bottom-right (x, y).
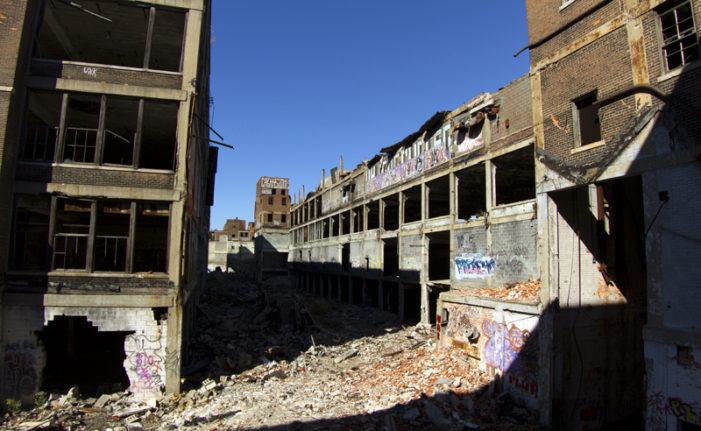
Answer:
top-left (351, 277), bottom-right (363, 306)
top-left (366, 279), bottom-right (379, 308)
top-left (267, 214), bottom-right (273, 223)
top-left (493, 145), bottom-right (535, 205)
top-left (102, 97), bottom-right (138, 166)
top-left (315, 196), bottom-right (322, 218)
top-left (428, 175), bottom-right (450, 219)
top-left (573, 91), bottom-right (602, 147)
top-left (139, 100), bottom-right (177, 170)
top-left (660, 1), bottom-right (698, 71)
top-left (331, 217), bottom-right (339, 237)
top-left (37, 316), bottom-right (131, 397)
top-left (36, 1), bottom-right (185, 72)
top-left (341, 211), bottom-right (351, 235)
top-left (366, 201), bottom-right (380, 230)
top-left (341, 276), bottom-right (350, 303)
top-left (384, 238), bottom-right (398, 277)
top-left (22, 91), bottom-right (61, 162)
top-left (403, 284), bottom-right (421, 325)
top-left (12, 195), bottom-right (50, 270)
top-left (456, 164), bottom-right (486, 221)
top-left (383, 194), bottom-right (399, 231)
top-left (53, 199), bottom-right (91, 270)
top-left (383, 281), bottom-right (399, 314)
top-left (427, 231), bottom-right (450, 281)
top-left (63, 94), bottom-right (100, 163)
top-left (341, 243), bottom-right (350, 272)
top-left (149, 7), bottom-right (185, 71)
top-left (353, 206), bottom-right (364, 232)
top-left (94, 201), bottom-right (130, 272)
top-left (322, 219), bottom-right (330, 238)
top-left (403, 185), bottom-right (422, 223)
top-left (134, 202), bottom-right (169, 273)
top-left (268, 197), bottom-right (273, 205)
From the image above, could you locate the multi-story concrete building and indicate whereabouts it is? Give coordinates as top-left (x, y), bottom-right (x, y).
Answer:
top-left (254, 176), bottom-right (291, 281)
top-left (0, 0), bottom-right (214, 401)
top-left (289, 74), bottom-right (537, 330)
top-left (523, 0), bottom-right (701, 428)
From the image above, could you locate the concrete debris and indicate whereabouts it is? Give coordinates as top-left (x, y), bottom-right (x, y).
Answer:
top-left (1, 273), bottom-right (537, 430)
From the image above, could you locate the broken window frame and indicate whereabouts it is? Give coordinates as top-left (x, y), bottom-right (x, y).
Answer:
top-left (20, 91), bottom-right (176, 171)
top-left (572, 90), bottom-right (602, 148)
top-left (658, 0), bottom-right (699, 72)
top-left (50, 198), bottom-right (170, 274)
top-left (35, 1), bottom-right (187, 73)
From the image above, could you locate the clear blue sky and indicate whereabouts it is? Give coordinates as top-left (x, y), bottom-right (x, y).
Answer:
top-left (209, 1), bottom-right (530, 230)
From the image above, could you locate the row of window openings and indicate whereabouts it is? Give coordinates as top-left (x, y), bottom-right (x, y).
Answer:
top-left (263, 214), bottom-right (287, 223)
top-left (267, 197), bottom-right (287, 205)
top-left (23, 91), bottom-right (178, 170)
top-left (12, 196), bottom-right (169, 273)
top-left (368, 125), bottom-right (454, 179)
top-left (35, 1), bottom-right (186, 72)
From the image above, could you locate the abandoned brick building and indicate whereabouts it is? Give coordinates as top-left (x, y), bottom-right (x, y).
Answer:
top-left (253, 176), bottom-right (291, 282)
top-left (0, 0), bottom-right (214, 401)
top-left (290, 0), bottom-right (701, 428)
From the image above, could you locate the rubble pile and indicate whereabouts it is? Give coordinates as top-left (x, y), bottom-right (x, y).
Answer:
top-left (2, 273), bottom-right (538, 430)
top-left (456, 280), bottom-right (541, 303)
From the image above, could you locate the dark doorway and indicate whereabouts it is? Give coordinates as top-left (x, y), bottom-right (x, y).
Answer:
top-left (37, 316), bottom-right (131, 396)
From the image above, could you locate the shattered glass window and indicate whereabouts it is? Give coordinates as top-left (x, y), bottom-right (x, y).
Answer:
top-left (660, 1), bottom-right (699, 71)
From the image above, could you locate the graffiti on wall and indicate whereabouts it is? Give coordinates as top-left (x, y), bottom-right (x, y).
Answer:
top-left (454, 253), bottom-right (496, 279)
top-left (456, 129), bottom-right (483, 154)
top-left (125, 335), bottom-right (164, 395)
top-left (2, 341), bottom-right (38, 399)
top-left (366, 145), bottom-right (451, 194)
top-left (648, 392), bottom-right (701, 426)
top-left (260, 177), bottom-right (289, 189)
top-left (482, 320), bottom-right (528, 373)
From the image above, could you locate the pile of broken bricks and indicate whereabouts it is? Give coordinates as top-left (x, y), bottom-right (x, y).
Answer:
top-left (2, 273), bottom-right (539, 430)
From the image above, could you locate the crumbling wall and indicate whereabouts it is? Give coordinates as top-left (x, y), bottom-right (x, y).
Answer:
top-left (440, 299), bottom-right (540, 410)
top-left (44, 307), bottom-right (167, 400)
top-left (1, 305), bottom-right (45, 403)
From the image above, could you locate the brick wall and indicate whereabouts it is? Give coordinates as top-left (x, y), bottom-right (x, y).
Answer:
top-left (15, 163), bottom-right (174, 189)
top-left (30, 60), bottom-right (183, 89)
top-left (526, 0), bottom-right (622, 65)
top-left (488, 75), bottom-right (533, 150)
top-left (539, 27), bottom-right (636, 162)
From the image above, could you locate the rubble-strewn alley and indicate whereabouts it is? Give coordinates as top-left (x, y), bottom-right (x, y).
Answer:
top-left (1, 273), bottom-right (538, 430)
